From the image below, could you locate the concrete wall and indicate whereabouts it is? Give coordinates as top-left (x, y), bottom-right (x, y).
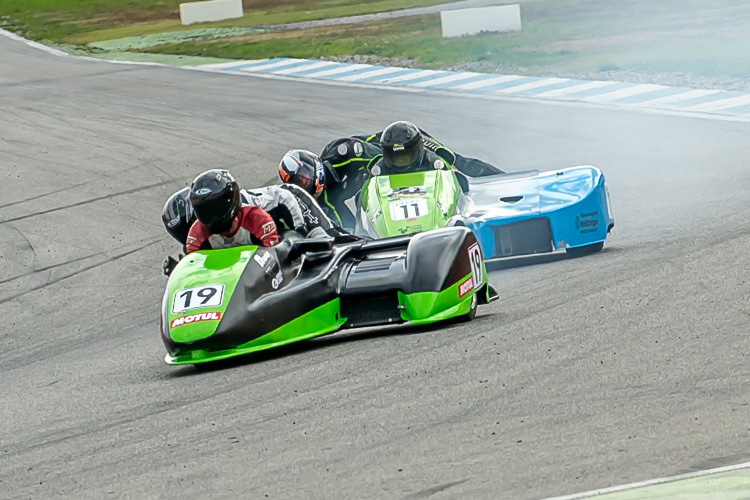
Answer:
top-left (179, 0), bottom-right (243, 25)
top-left (440, 4), bottom-right (522, 38)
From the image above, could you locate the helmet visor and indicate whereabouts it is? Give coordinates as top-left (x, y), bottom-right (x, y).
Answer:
top-left (384, 145), bottom-right (422, 169)
top-left (193, 191), bottom-right (236, 233)
top-left (289, 163), bottom-right (316, 193)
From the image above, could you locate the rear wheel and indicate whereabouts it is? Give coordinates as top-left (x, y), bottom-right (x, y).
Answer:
top-left (565, 241), bottom-right (604, 258)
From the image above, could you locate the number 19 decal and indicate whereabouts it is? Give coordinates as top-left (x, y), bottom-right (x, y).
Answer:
top-left (172, 284), bottom-right (225, 313)
top-left (468, 243), bottom-right (483, 287)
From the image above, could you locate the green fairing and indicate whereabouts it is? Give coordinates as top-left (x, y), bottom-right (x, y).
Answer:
top-left (164, 246), bottom-right (256, 343)
top-left (361, 170), bottom-right (460, 237)
top-left (166, 299), bottom-right (345, 365)
top-left (398, 270), bottom-right (487, 324)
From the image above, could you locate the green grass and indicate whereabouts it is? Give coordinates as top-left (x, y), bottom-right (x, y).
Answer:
top-left (4, 0), bottom-right (750, 84)
top-left (0, 0), bottom-right (455, 44)
top-left (139, 1), bottom-right (750, 81)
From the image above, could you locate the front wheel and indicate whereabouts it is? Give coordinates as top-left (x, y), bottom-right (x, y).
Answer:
top-left (565, 241), bottom-right (604, 258)
top-left (459, 292), bottom-right (478, 322)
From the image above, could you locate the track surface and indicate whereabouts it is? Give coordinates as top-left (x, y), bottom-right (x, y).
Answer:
top-left (1, 35), bottom-right (748, 499)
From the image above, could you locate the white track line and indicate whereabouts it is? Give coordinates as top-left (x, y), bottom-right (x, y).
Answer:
top-left (542, 461), bottom-right (750, 500)
top-left (272, 61), bottom-right (334, 75)
top-left (450, 75), bottom-right (526, 90)
top-left (201, 58), bottom-right (272, 70)
top-left (335, 66), bottom-right (407, 82)
top-left (682, 93), bottom-right (750, 112)
top-left (233, 58), bottom-right (306, 72)
top-left (629, 88), bottom-right (723, 107)
top-left (582, 83), bottom-right (670, 103)
top-left (378, 69), bottom-right (442, 84)
top-left (534, 80), bottom-right (619, 98)
top-left (298, 63), bottom-right (373, 78)
top-left (493, 77), bottom-right (572, 94)
top-left (409, 72), bottom-right (483, 88)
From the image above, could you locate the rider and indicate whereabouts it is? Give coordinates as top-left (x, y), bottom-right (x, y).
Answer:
top-left (161, 173), bottom-right (353, 274)
top-left (278, 148), bottom-right (366, 232)
top-left (185, 169), bottom-right (279, 253)
top-left (280, 122), bottom-right (504, 229)
top-left (368, 121), bottom-right (447, 176)
top-left (161, 187), bottom-right (195, 251)
top-left (162, 182), bottom-right (350, 246)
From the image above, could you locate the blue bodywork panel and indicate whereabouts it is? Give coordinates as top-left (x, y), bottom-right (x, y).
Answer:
top-left (456, 166), bottom-right (614, 259)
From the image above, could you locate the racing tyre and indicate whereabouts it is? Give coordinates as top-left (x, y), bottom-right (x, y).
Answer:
top-left (565, 241), bottom-right (604, 258)
top-left (459, 292), bottom-right (478, 322)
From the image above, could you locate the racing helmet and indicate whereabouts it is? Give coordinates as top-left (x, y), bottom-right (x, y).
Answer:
top-left (189, 169), bottom-right (241, 234)
top-left (278, 149), bottom-right (325, 198)
top-left (381, 121), bottom-right (425, 171)
top-left (161, 187), bottom-right (195, 245)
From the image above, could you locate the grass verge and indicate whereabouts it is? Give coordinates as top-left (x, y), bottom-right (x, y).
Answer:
top-left (140, 0), bottom-right (750, 84)
top-left (0, 0), bottom-right (455, 44)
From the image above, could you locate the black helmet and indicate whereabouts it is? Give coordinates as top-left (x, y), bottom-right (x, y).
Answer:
top-left (161, 187), bottom-right (195, 245)
top-left (189, 169), bottom-right (241, 234)
top-left (278, 149), bottom-right (325, 198)
top-left (381, 121), bottom-right (424, 171)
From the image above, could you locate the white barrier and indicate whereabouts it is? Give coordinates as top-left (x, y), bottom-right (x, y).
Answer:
top-left (179, 0), bottom-right (243, 25)
top-left (440, 4), bottom-right (522, 38)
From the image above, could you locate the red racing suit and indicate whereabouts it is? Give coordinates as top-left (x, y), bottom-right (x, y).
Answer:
top-left (186, 205), bottom-right (279, 253)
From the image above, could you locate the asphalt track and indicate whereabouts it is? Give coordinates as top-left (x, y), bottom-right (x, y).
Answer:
top-left (1, 33), bottom-right (749, 500)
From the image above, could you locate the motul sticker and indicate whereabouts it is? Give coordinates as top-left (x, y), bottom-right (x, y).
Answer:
top-left (458, 276), bottom-right (474, 298)
top-left (170, 311), bottom-right (222, 329)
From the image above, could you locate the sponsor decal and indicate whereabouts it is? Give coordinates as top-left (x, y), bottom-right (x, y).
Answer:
top-left (302, 206), bottom-right (319, 225)
top-left (468, 243), bottom-right (484, 287)
top-left (167, 217), bottom-right (181, 228)
top-left (195, 187), bottom-right (212, 196)
top-left (458, 276), bottom-right (474, 298)
top-left (170, 311), bottom-right (221, 329)
top-left (436, 200), bottom-right (448, 216)
top-left (393, 144), bottom-right (405, 151)
top-left (314, 157), bottom-right (324, 185)
top-left (271, 270), bottom-right (284, 289)
top-left (261, 221), bottom-right (275, 235)
top-left (574, 211), bottom-right (600, 233)
top-left (253, 251), bottom-right (271, 267)
top-left (397, 224), bottom-right (422, 235)
top-left (370, 208), bottom-right (382, 224)
top-left (387, 186), bottom-right (427, 200)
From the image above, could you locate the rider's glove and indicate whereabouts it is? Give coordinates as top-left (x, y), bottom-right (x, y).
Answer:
top-left (163, 254), bottom-right (182, 276)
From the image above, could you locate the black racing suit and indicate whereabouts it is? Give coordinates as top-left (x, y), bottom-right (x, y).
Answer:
top-left (279, 184), bottom-right (357, 240)
top-left (318, 134), bottom-right (382, 231)
top-left (318, 130), bottom-right (504, 229)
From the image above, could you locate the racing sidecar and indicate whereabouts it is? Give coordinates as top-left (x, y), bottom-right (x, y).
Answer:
top-left (355, 166), bottom-right (614, 259)
top-left (161, 227), bottom-right (496, 365)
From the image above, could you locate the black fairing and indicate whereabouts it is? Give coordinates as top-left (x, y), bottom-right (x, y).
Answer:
top-left (164, 227), bottom-right (482, 356)
top-left (402, 227), bottom-right (478, 293)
